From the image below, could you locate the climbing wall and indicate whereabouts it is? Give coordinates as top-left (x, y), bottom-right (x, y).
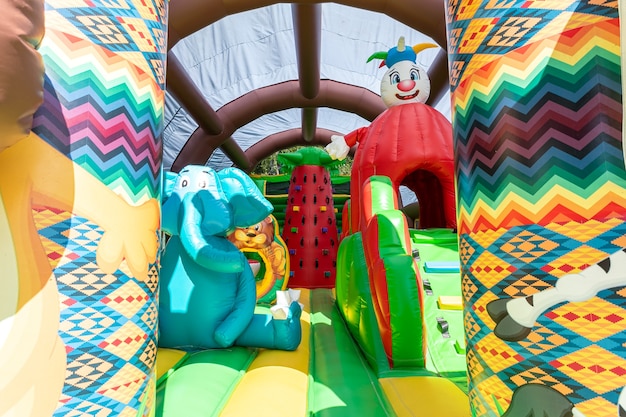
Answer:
top-left (282, 165), bottom-right (338, 289)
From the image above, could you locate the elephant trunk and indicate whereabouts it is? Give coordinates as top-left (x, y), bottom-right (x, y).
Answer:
top-left (178, 192), bottom-right (245, 273)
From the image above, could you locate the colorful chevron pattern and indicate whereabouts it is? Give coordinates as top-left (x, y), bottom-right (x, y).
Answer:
top-left (447, 1), bottom-right (626, 416)
top-left (452, 18), bottom-right (623, 232)
top-left (34, 0), bottom-right (167, 204)
top-left (446, 0), bottom-right (617, 91)
top-left (28, 0), bottom-right (166, 415)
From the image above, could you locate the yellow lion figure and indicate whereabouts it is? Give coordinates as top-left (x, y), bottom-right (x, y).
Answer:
top-left (228, 215), bottom-right (289, 303)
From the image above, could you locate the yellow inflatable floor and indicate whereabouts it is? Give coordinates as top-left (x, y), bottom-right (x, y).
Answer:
top-left (155, 289), bottom-right (469, 417)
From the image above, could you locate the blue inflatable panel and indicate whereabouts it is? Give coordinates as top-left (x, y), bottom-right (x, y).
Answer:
top-left (424, 261), bottom-right (460, 273)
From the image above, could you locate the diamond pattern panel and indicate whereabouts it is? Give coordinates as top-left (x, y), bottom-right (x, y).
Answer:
top-left (462, 273), bottom-right (479, 301)
top-left (59, 307), bottom-right (117, 343)
top-left (463, 219), bottom-right (626, 416)
top-left (470, 250), bottom-right (513, 288)
top-left (500, 229), bottom-right (561, 263)
top-left (456, 0), bottom-right (481, 20)
top-left (517, 325), bottom-right (569, 356)
top-left (465, 310), bottom-right (483, 340)
top-left (57, 398), bottom-right (113, 417)
top-left (549, 345), bottom-right (626, 394)
top-left (65, 351), bottom-right (114, 392)
top-left (502, 274), bottom-right (553, 298)
top-left (576, 396), bottom-right (620, 417)
top-left (474, 333), bottom-right (525, 373)
top-left (33, 212), bottom-right (157, 417)
top-left (508, 366), bottom-right (572, 395)
top-left (474, 374), bottom-right (512, 414)
top-left (140, 300), bottom-right (157, 329)
top-left (459, 18), bottom-right (500, 54)
top-left (472, 290), bottom-right (499, 328)
top-left (99, 321), bottom-right (148, 361)
top-left (471, 228), bottom-right (507, 254)
top-left (548, 219), bottom-right (622, 242)
top-left (487, 16), bottom-right (541, 48)
top-left (546, 298), bottom-right (626, 342)
top-left (98, 362), bottom-right (146, 404)
top-left (34, 208), bottom-right (75, 269)
top-left (102, 280), bottom-right (150, 318)
top-left (545, 244), bottom-right (608, 276)
top-left (467, 346), bottom-right (484, 380)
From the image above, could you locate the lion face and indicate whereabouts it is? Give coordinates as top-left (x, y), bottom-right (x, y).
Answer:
top-left (229, 216), bottom-right (274, 249)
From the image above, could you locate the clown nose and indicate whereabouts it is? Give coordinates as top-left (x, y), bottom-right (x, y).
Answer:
top-left (397, 79), bottom-right (416, 92)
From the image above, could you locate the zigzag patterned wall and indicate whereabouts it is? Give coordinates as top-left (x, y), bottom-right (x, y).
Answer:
top-left (34, 1), bottom-right (166, 204)
top-left (447, 1), bottom-right (626, 416)
top-left (454, 19), bottom-right (624, 232)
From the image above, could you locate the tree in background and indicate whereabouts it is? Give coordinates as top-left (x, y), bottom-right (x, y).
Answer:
top-left (252, 146), bottom-right (352, 176)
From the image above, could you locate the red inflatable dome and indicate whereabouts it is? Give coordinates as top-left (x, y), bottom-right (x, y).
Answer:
top-left (345, 102), bottom-right (456, 233)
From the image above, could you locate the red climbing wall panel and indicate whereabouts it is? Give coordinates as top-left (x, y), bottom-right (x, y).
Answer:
top-left (282, 165), bottom-right (338, 288)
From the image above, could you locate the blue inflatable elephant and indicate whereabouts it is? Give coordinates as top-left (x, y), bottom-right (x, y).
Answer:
top-left (159, 165), bottom-right (302, 351)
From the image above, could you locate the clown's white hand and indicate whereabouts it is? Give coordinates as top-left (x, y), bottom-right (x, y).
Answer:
top-left (325, 135), bottom-right (350, 160)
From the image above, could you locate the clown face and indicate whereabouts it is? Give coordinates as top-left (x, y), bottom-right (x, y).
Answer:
top-left (380, 60), bottom-right (431, 108)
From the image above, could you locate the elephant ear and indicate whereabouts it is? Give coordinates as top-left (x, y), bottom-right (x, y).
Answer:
top-left (161, 170), bottom-right (182, 235)
top-left (162, 170), bottom-right (178, 203)
top-left (179, 166), bottom-right (232, 237)
top-left (218, 167), bottom-right (273, 229)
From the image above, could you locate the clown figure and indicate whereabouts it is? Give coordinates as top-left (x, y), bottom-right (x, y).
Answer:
top-left (326, 36), bottom-right (435, 160)
top-left (325, 36), bottom-right (456, 233)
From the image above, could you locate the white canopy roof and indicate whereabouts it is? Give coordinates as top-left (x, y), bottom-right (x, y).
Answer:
top-left (163, 3), bottom-right (451, 172)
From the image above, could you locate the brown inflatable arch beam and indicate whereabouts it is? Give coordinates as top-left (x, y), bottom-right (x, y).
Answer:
top-left (170, 80), bottom-right (387, 171)
top-left (166, 0), bottom-right (449, 172)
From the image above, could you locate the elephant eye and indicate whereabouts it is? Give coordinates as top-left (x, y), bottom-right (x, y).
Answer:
top-left (180, 176), bottom-right (190, 187)
top-left (198, 178), bottom-right (208, 189)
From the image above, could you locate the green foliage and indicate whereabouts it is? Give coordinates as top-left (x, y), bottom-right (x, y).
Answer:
top-left (252, 146), bottom-right (353, 176)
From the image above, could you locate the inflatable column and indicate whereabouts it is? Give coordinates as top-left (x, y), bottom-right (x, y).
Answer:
top-left (279, 147), bottom-right (340, 289)
top-left (0, 0), bottom-right (167, 415)
top-left (446, 2), bottom-right (626, 416)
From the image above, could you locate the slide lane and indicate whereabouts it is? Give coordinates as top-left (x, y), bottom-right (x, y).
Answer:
top-left (218, 298), bottom-right (312, 417)
top-left (409, 228), bottom-right (467, 392)
top-left (155, 347), bottom-right (257, 417)
top-left (154, 289), bottom-right (395, 417)
top-left (312, 283), bottom-right (469, 417)
top-left (308, 288), bottom-right (396, 417)
top-left (154, 283), bottom-right (468, 416)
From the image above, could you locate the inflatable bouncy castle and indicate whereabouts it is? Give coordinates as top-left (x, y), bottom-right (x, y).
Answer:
top-left (3, 0), bottom-right (626, 416)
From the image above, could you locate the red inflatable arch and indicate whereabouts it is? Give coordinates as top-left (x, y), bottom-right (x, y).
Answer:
top-left (346, 103), bottom-right (456, 232)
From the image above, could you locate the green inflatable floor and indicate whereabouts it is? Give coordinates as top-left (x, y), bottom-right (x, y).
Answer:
top-left (409, 228), bottom-right (467, 392)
